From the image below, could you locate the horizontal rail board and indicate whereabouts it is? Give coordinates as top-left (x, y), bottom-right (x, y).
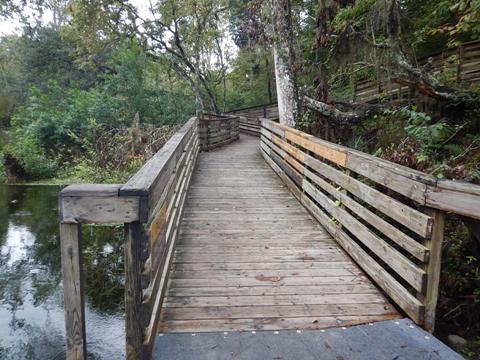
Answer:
top-left (59, 184), bottom-right (140, 224)
top-left (261, 129), bottom-right (433, 238)
top-left (353, 41), bottom-right (480, 102)
top-left (259, 119), bottom-right (480, 330)
top-left (120, 117), bottom-right (198, 219)
top-left (199, 115), bottom-right (240, 150)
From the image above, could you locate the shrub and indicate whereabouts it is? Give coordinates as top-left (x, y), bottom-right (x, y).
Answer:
top-left (6, 131), bottom-right (57, 179)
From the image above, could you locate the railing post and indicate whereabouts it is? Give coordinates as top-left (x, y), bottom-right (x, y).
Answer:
top-left (422, 209), bottom-right (445, 332)
top-left (125, 222), bottom-right (146, 360)
top-left (59, 223), bottom-right (86, 360)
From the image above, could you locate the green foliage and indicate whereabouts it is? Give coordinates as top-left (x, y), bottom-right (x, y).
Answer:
top-left (393, 106), bottom-right (456, 155)
top-left (297, 109), bottom-right (314, 130)
top-left (223, 48), bottom-right (274, 110)
top-left (0, 151), bottom-right (5, 182)
top-left (333, 0), bottom-right (377, 31)
top-left (440, 0), bottom-right (480, 46)
top-left (6, 131), bottom-right (57, 179)
top-left (1, 38), bottom-right (195, 181)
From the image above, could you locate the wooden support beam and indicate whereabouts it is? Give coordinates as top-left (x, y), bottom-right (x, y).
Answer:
top-left (60, 223), bottom-right (86, 360)
top-left (421, 209), bottom-right (445, 332)
top-left (125, 222), bottom-right (146, 360)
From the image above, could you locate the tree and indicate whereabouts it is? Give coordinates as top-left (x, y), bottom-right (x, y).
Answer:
top-left (300, 0), bottom-right (480, 133)
top-left (270, 0), bottom-right (300, 126)
top-left (68, 0), bottom-right (231, 114)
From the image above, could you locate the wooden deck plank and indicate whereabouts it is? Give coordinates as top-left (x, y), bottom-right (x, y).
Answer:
top-left (157, 135), bottom-right (400, 333)
top-left (165, 284), bottom-right (379, 297)
top-left (160, 303), bottom-right (397, 320)
top-left (158, 315), bottom-right (401, 333)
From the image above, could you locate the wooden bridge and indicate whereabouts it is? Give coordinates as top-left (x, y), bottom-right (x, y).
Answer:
top-left (58, 110), bottom-right (479, 359)
top-left (354, 40), bottom-right (480, 103)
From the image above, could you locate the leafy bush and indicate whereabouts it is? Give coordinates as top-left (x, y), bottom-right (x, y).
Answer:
top-left (6, 131), bottom-right (57, 179)
top-left (0, 152), bottom-right (6, 182)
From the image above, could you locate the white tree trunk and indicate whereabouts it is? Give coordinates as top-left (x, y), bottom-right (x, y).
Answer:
top-left (271, 0), bottom-right (299, 128)
top-left (273, 45), bottom-right (296, 127)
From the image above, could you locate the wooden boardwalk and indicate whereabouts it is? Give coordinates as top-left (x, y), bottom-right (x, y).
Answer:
top-left (59, 116), bottom-right (480, 359)
top-left (157, 135), bottom-right (401, 333)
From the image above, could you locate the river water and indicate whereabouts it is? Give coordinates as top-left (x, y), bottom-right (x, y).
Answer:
top-left (0, 185), bottom-right (126, 359)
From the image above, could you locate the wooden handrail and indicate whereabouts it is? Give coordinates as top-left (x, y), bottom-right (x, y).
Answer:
top-left (58, 115), bottom-right (242, 360)
top-left (198, 114), bottom-right (240, 150)
top-left (227, 102), bottom-right (277, 114)
top-left (227, 104), bottom-right (279, 136)
top-left (354, 40), bottom-right (480, 102)
top-left (260, 118), bottom-right (480, 332)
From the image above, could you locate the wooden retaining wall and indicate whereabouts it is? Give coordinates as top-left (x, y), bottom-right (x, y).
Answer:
top-left (355, 40), bottom-right (480, 102)
top-left (260, 118), bottom-right (480, 331)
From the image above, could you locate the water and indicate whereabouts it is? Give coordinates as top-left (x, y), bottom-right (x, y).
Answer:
top-left (0, 185), bottom-right (126, 359)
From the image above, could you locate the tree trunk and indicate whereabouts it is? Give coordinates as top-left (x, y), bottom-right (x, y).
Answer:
top-left (271, 0), bottom-right (300, 127)
top-left (266, 55), bottom-right (273, 104)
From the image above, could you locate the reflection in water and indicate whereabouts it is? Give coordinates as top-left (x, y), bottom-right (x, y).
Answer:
top-left (2, 223), bottom-right (35, 266)
top-left (0, 186), bottom-right (125, 359)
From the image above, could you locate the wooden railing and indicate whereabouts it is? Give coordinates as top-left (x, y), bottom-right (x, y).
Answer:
top-left (260, 118), bottom-right (480, 332)
top-left (228, 103), bottom-right (279, 136)
top-left (354, 40), bottom-right (480, 102)
top-left (58, 115), bottom-right (239, 360)
top-left (199, 114), bottom-right (240, 150)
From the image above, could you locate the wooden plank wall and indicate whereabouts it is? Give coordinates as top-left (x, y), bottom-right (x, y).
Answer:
top-left (355, 40), bottom-right (480, 102)
top-left (260, 118), bottom-right (480, 332)
top-left (198, 114), bottom-right (240, 150)
top-left (119, 117), bottom-right (200, 358)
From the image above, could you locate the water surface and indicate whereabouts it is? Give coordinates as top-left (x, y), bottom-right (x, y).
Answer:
top-left (0, 185), bottom-right (125, 359)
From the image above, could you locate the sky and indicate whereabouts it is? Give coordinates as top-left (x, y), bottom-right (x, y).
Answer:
top-left (0, 0), bottom-right (237, 71)
top-left (0, 0), bottom-right (151, 36)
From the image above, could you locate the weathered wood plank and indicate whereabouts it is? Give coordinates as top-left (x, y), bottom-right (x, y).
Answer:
top-left (60, 184), bottom-right (140, 224)
top-left (59, 223), bottom-right (86, 360)
top-left (303, 152), bottom-right (433, 237)
top-left (143, 139), bottom-right (199, 350)
top-left (120, 117), bottom-right (197, 218)
top-left (262, 147), bottom-right (302, 200)
top-left (425, 182), bottom-right (480, 220)
top-left (335, 230), bottom-right (425, 324)
top-left (346, 151), bottom-right (428, 204)
top-left (158, 315), bottom-right (401, 333)
top-left (261, 124), bottom-right (434, 237)
top-left (303, 180), bottom-right (426, 292)
top-left (169, 276), bottom-right (370, 288)
top-left (159, 135), bottom-right (400, 334)
top-left (165, 293), bottom-right (388, 307)
top-left (421, 209), bottom-right (445, 332)
top-left (124, 222), bottom-right (145, 360)
top-left (171, 261), bottom-right (355, 271)
top-left (171, 268), bottom-right (361, 279)
top-left (166, 284), bottom-right (378, 297)
top-left (304, 168), bottom-right (429, 261)
top-left (160, 303), bottom-right (397, 320)
top-left (262, 119), bottom-right (347, 166)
